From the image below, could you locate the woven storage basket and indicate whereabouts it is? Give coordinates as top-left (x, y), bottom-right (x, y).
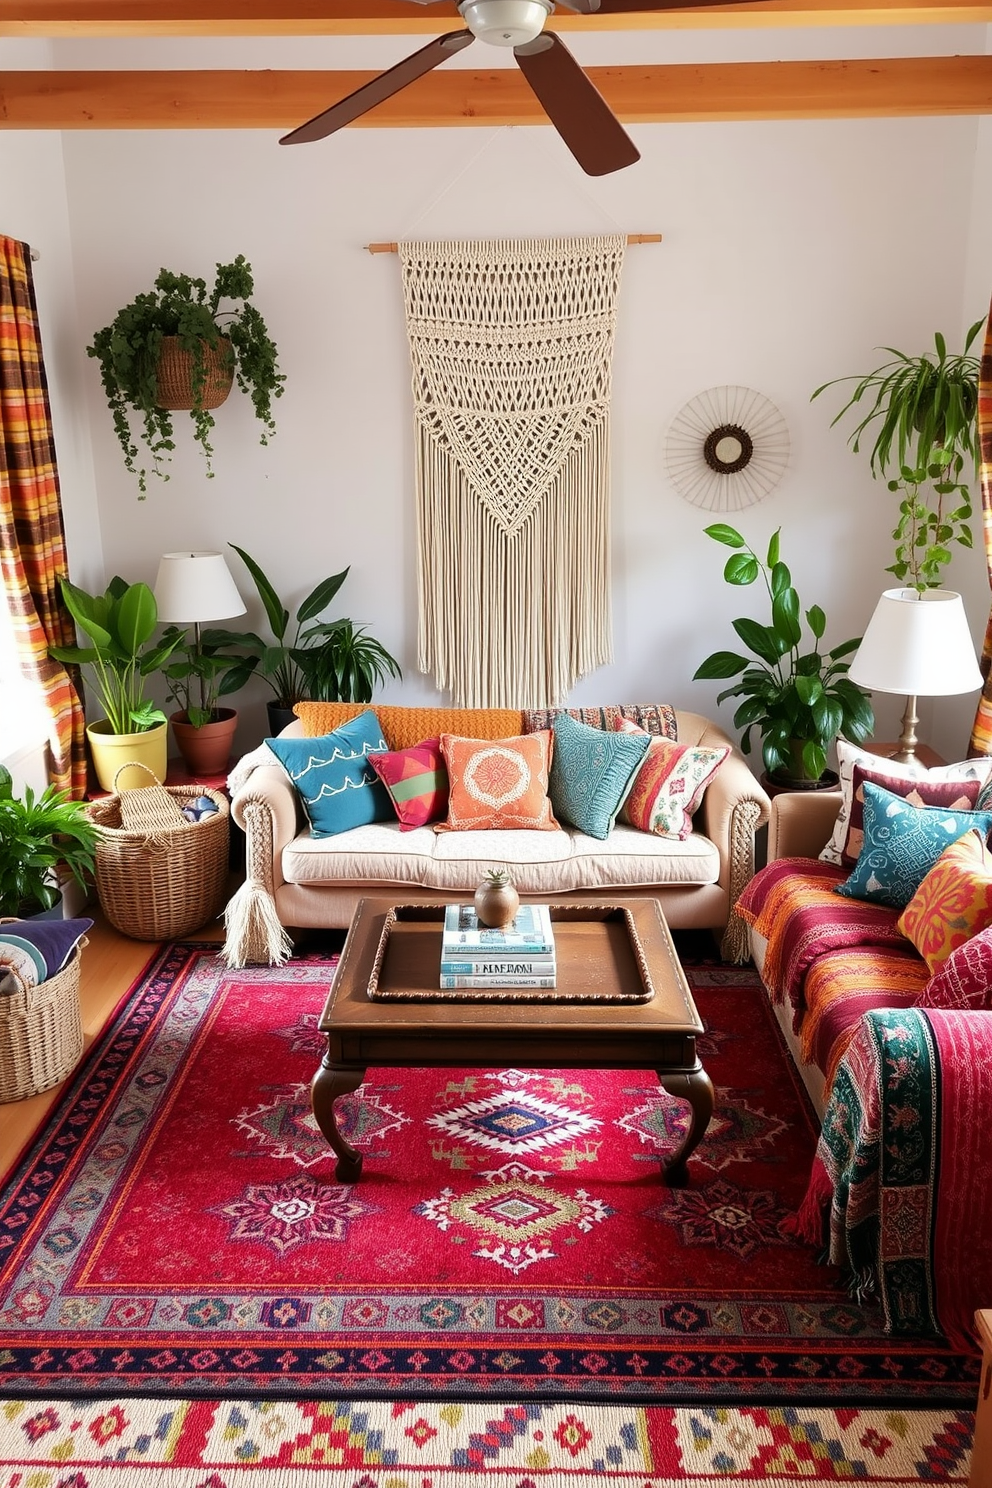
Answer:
top-left (155, 336), bottom-right (234, 411)
top-left (0, 927), bottom-right (86, 1103)
top-left (87, 766), bottom-right (230, 940)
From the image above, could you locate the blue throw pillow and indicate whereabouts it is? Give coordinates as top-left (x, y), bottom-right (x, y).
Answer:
top-left (548, 710), bottom-right (651, 840)
top-left (266, 710), bottom-right (393, 837)
top-left (835, 780), bottom-right (992, 910)
top-left (0, 916), bottom-right (92, 992)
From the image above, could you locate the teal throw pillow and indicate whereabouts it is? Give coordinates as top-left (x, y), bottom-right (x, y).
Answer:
top-left (266, 710), bottom-right (393, 837)
top-left (548, 710), bottom-right (651, 840)
top-left (835, 780), bottom-right (992, 910)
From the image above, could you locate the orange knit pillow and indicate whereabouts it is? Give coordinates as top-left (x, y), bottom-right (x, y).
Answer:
top-left (295, 702), bottom-right (524, 751)
top-left (896, 829), bottom-right (992, 972)
top-left (437, 732), bottom-right (559, 831)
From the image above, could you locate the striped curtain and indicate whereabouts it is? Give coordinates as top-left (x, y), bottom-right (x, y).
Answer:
top-left (0, 235), bottom-right (86, 796)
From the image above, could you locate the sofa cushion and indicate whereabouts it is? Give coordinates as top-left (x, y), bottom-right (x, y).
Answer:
top-left (548, 711), bottom-right (649, 840)
top-left (819, 738), bottom-right (992, 867)
top-left (267, 710), bottom-right (392, 837)
top-left (896, 829), bottom-right (992, 972)
top-left (840, 763), bottom-right (982, 868)
top-left (295, 702), bottom-right (524, 750)
top-left (369, 737), bottom-right (448, 831)
top-left (920, 923), bottom-right (992, 1012)
top-left (835, 781), bottom-right (992, 910)
top-left (615, 718), bottom-right (729, 839)
top-left (438, 732), bottom-right (558, 832)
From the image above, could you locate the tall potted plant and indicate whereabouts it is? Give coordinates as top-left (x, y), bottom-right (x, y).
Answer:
top-left (811, 319), bottom-right (984, 591)
top-left (88, 256), bottom-right (285, 497)
top-left (49, 577), bottom-right (184, 790)
top-left (693, 524), bottom-right (874, 788)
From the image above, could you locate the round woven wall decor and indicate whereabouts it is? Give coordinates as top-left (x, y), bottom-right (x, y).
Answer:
top-left (666, 385), bottom-right (789, 512)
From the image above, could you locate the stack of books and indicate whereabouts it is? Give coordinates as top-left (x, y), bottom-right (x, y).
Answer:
top-left (439, 903), bottom-right (556, 989)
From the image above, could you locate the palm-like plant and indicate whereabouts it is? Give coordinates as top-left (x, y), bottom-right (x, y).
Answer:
top-left (299, 618), bottom-right (402, 703)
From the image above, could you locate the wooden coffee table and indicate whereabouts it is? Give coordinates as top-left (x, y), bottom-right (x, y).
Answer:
top-left (311, 895), bottom-right (714, 1186)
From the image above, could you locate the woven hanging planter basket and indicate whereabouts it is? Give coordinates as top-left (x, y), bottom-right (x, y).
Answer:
top-left (155, 336), bottom-right (235, 411)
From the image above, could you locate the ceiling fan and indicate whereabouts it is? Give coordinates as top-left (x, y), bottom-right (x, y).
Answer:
top-left (279, 0), bottom-right (760, 177)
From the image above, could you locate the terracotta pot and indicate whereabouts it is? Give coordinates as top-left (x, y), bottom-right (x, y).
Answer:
top-left (155, 336), bottom-right (234, 411)
top-left (474, 877), bottom-right (520, 929)
top-left (170, 708), bottom-right (238, 777)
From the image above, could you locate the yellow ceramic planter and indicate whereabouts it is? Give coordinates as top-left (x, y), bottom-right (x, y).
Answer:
top-left (86, 719), bottom-right (168, 793)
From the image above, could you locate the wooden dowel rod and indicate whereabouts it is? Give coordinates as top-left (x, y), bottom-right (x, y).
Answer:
top-left (365, 233), bottom-right (662, 253)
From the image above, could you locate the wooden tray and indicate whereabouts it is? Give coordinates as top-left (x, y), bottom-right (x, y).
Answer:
top-left (365, 902), bottom-right (659, 1004)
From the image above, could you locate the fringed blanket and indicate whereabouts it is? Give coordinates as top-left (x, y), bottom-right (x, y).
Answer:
top-left (801, 945), bottom-right (929, 1092)
top-left (792, 1007), bottom-right (992, 1353)
top-left (734, 858), bottom-right (906, 1029)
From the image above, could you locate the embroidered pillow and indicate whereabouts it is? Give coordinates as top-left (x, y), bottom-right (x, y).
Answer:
top-left (368, 736), bottom-right (448, 831)
top-left (0, 916), bottom-right (92, 991)
top-left (266, 709), bottom-right (393, 837)
top-left (839, 762), bottom-right (983, 868)
top-left (438, 732), bottom-right (558, 832)
top-left (547, 711), bottom-right (650, 840)
top-left (835, 780), bottom-right (992, 910)
top-left (819, 738), bottom-right (992, 867)
top-left (615, 718), bottom-right (729, 839)
top-left (896, 830), bottom-right (992, 972)
top-left (920, 922), bottom-right (992, 1011)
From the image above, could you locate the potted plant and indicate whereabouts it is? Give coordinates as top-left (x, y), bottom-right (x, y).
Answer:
top-left (158, 625), bottom-right (257, 775)
top-left (87, 256), bottom-right (285, 497)
top-left (49, 577), bottom-right (184, 791)
top-left (693, 524), bottom-right (875, 788)
top-left (811, 319), bottom-right (984, 591)
top-left (211, 545), bottom-right (400, 732)
top-left (0, 765), bottom-right (98, 919)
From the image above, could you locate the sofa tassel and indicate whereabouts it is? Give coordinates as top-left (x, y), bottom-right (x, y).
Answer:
top-left (221, 878), bottom-right (293, 968)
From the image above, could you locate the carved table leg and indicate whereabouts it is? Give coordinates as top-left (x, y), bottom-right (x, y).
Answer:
top-left (657, 1066), bottom-right (714, 1186)
top-left (311, 1057), bottom-right (367, 1182)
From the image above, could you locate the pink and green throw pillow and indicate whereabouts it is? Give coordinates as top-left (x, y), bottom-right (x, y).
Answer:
top-left (614, 718), bottom-right (729, 840)
top-left (368, 737), bottom-right (448, 831)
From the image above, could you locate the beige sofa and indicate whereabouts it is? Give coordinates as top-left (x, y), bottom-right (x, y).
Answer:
top-left (224, 703), bottom-right (771, 967)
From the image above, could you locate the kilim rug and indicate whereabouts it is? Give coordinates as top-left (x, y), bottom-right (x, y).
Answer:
top-left (0, 1398), bottom-right (974, 1485)
top-left (0, 943), bottom-right (981, 1405)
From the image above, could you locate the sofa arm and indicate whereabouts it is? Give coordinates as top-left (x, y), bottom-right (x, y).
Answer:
top-left (691, 733), bottom-right (772, 964)
top-left (767, 790), bottom-right (842, 862)
top-left (223, 764), bottom-right (303, 968)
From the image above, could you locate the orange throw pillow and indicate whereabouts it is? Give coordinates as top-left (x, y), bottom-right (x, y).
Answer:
top-left (896, 828), bottom-right (992, 972)
top-left (437, 732), bottom-right (559, 831)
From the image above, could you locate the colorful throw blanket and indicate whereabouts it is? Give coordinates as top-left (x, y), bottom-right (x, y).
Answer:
top-left (801, 945), bottom-right (929, 1091)
top-left (522, 704), bottom-right (679, 739)
top-left (734, 858), bottom-right (906, 1029)
top-left (792, 1008), bottom-right (992, 1353)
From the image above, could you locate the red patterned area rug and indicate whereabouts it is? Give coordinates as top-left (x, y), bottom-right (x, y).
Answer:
top-left (0, 1398), bottom-right (974, 1485)
top-left (0, 944), bottom-right (980, 1405)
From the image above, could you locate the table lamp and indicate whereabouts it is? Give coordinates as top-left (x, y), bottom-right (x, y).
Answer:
top-left (153, 550), bottom-right (246, 715)
top-left (848, 587), bottom-right (982, 764)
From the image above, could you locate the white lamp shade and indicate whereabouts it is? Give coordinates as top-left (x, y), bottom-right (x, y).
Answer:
top-left (848, 587), bottom-right (983, 698)
top-left (154, 551), bottom-right (246, 624)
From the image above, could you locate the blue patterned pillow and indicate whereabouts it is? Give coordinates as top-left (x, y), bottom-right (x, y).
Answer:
top-left (266, 710), bottom-right (393, 837)
top-left (548, 711), bottom-right (651, 840)
top-left (835, 780), bottom-right (992, 909)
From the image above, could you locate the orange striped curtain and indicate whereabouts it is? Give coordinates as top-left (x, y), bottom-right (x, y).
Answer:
top-left (0, 235), bottom-right (86, 796)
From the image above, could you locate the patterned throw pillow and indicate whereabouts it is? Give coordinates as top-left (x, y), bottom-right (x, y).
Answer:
top-left (547, 711), bottom-right (650, 840)
top-left (920, 921), bottom-right (992, 1011)
top-left (819, 738), bottom-right (992, 867)
top-left (614, 718), bottom-right (729, 840)
top-left (368, 737), bottom-right (448, 831)
top-left (0, 916), bottom-right (92, 992)
top-left (896, 830), bottom-right (992, 972)
top-left (438, 732), bottom-right (558, 831)
top-left (835, 780), bottom-right (992, 910)
top-left (266, 709), bottom-right (393, 837)
top-left (839, 763), bottom-right (982, 868)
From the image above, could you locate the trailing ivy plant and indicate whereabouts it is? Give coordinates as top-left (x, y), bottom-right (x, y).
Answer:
top-left (811, 319), bottom-right (984, 591)
top-left (87, 256), bottom-right (285, 496)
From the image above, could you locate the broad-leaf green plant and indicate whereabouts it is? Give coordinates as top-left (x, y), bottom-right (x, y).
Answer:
top-left (811, 319), bottom-right (984, 591)
top-left (157, 626), bottom-right (258, 729)
top-left (88, 256), bottom-right (285, 496)
top-left (693, 524), bottom-right (874, 785)
top-left (0, 765), bottom-right (98, 917)
top-left (49, 577), bottom-right (183, 734)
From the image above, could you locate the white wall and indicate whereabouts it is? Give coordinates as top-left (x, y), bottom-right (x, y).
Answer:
top-left (4, 22), bottom-right (992, 767)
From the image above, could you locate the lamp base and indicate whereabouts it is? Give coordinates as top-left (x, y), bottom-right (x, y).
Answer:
top-left (887, 694), bottom-right (920, 765)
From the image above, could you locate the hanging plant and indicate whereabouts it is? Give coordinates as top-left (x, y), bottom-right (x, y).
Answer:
top-left (87, 256), bottom-right (285, 497)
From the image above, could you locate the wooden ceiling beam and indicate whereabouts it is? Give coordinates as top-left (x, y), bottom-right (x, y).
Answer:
top-left (3, 56), bottom-right (992, 128)
top-left (1, 0), bottom-right (991, 36)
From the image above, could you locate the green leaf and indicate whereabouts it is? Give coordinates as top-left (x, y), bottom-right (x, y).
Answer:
top-left (771, 586), bottom-right (802, 647)
top-left (806, 604), bottom-right (826, 639)
top-left (229, 543), bottom-right (289, 641)
top-left (766, 529), bottom-right (781, 568)
top-left (704, 523), bottom-right (745, 548)
top-left (795, 674), bottom-right (824, 706)
top-left (732, 618), bottom-right (783, 665)
top-left (693, 651), bottom-right (749, 680)
top-left (724, 553), bottom-right (759, 585)
top-left (297, 568), bottom-right (350, 624)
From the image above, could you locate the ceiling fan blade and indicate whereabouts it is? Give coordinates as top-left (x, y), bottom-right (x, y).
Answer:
top-left (514, 32), bottom-right (639, 177)
top-left (280, 29), bottom-right (474, 145)
top-left (583, 0), bottom-right (770, 11)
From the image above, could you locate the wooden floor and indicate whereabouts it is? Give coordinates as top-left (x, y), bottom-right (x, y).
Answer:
top-left (0, 901), bottom-right (226, 1179)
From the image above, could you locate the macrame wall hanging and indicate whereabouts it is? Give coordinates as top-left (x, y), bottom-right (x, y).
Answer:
top-left (398, 234), bottom-right (626, 709)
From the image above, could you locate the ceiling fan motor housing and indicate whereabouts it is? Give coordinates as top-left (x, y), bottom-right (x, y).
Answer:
top-left (458, 0), bottom-right (553, 47)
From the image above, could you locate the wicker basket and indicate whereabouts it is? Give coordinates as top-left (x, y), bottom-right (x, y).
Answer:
top-left (87, 766), bottom-right (230, 940)
top-left (155, 336), bottom-right (234, 411)
top-left (0, 931), bottom-right (86, 1103)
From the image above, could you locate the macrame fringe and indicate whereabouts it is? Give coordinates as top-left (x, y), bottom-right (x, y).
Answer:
top-left (221, 878), bottom-right (292, 969)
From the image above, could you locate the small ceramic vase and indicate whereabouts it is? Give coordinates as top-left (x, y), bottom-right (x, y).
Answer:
top-left (474, 870), bottom-right (520, 929)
